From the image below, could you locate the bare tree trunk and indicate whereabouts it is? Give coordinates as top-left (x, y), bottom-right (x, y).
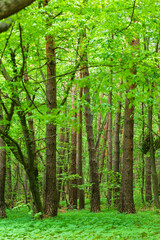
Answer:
top-left (43, 0), bottom-right (58, 217)
top-left (6, 155), bottom-right (12, 207)
top-left (11, 163), bottom-right (19, 207)
top-left (99, 115), bottom-right (109, 183)
top-left (80, 30), bottom-right (100, 212)
top-left (24, 45), bottom-right (39, 213)
top-left (0, 107), bottom-right (7, 218)
top-left (57, 127), bottom-right (65, 206)
top-left (118, 83), bottom-right (136, 213)
top-left (118, 37), bottom-right (139, 214)
top-left (113, 99), bottom-right (121, 207)
top-left (77, 87), bottom-right (85, 210)
top-left (141, 101), bottom-right (145, 205)
top-left (84, 84), bottom-right (100, 212)
top-left (148, 102), bottom-right (160, 208)
top-left (44, 32), bottom-right (58, 216)
top-left (69, 86), bottom-right (77, 209)
top-left (107, 90), bottom-right (112, 206)
top-left (145, 156), bottom-right (152, 203)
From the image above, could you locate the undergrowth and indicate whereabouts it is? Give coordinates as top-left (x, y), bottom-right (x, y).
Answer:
top-left (0, 201), bottom-right (160, 240)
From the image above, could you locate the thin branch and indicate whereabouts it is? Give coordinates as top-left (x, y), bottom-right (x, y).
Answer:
top-left (116, 0), bottom-right (136, 33)
top-left (1, 22), bottom-right (14, 58)
top-left (95, 112), bottom-right (108, 150)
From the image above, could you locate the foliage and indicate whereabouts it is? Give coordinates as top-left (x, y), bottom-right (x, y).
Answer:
top-left (0, 204), bottom-right (160, 239)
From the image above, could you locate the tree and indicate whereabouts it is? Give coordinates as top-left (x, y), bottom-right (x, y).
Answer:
top-left (81, 30), bottom-right (100, 212)
top-left (118, 38), bottom-right (139, 214)
top-left (0, 106), bottom-right (7, 218)
top-left (77, 87), bottom-right (85, 210)
top-left (44, 17), bottom-right (58, 217)
top-left (69, 86), bottom-right (77, 209)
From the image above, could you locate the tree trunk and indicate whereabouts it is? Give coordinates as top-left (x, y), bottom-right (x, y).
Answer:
top-left (107, 90), bottom-right (112, 206)
top-left (43, 0), bottom-right (58, 217)
top-left (6, 156), bottom-right (12, 207)
top-left (148, 103), bottom-right (160, 208)
top-left (77, 87), bottom-right (85, 210)
top-left (118, 84), bottom-right (136, 213)
top-left (26, 169), bottom-right (43, 213)
top-left (80, 30), bottom-right (100, 212)
top-left (118, 37), bottom-right (139, 214)
top-left (44, 33), bottom-right (58, 216)
top-left (0, 107), bottom-right (7, 218)
top-left (69, 86), bottom-right (77, 209)
top-left (84, 84), bottom-right (100, 212)
top-left (99, 115), bottom-right (109, 183)
top-left (145, 156), bottom-right (152, 203)
top-left (141, 101), bottom-right (145, 205)
top-left (24, 45), bottom-right (39, 212)
top-left (57, 127), bottom-right (65, 206)
top-left (113, 99), bottom-right (121, 207)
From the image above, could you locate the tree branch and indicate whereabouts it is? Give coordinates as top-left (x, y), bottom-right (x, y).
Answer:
top-left (0, 0), bottom-right (35, 20)
top-left (0, 18), bottom-right (13, 33)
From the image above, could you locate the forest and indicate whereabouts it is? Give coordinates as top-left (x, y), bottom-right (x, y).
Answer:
top-left (0, 0), bottom-right (160, 239)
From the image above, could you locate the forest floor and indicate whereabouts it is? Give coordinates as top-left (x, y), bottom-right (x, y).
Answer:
top-left (0, 200), bottom-right (160, 240)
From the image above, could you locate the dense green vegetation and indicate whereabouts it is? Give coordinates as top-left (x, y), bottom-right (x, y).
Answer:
top-left (1, 201), bottom-right (160, 240)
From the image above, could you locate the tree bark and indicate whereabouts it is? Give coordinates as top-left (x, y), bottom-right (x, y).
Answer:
top-left (141, 101), bottom-right (145, 205)
top-left (77, 87), bottom-right (85, 210)
top-left (0, 0), bottom-right (35, 20)
top-left (44, 33), bottom-right (58, 216)
top-left (107, 90), bottom-right (112, 206)
top-left (0, 107), bottom-right (7, 218)
top-left (6, 156), bottom-right (12, 207)
top-left (118, 83), bottom-right (136, 213)
top-left (113, 99), bottom-right (121, 207)
top-left (145, 157), bottom-right (152, 203)
top-left (80, 30), bottom-right (100, 212)
top-left (118, 37), bottom-right (139, 214)
top-left (84, 83), bottom-right (100, 212)
top-left (69, 86), bottom-right (77, 209)
top-left (148, 102), bottom-right (160, 208)
top-left (99, 115), bottom-right (109, 183)
top-left (57, 127), bottom-right (65, 206)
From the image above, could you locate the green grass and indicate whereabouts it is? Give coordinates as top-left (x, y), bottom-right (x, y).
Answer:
top-left (0, 204), bottom-right (160, 239)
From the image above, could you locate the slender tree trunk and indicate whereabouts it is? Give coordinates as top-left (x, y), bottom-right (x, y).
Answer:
top-left (24, 45), bottom-right (39, 212)
top-left (0, 107), bottom-right (7, 218)
top-left (6, 156), bottom-right (12, 207)
top-left (69, 86), bottom-right (77, 209)
top-left (77, 87), bottom-right (85, 209)
top-left (80, 30), bottom-right (100, 212)
top-left (57, 127), bottom-right (65, 206)
top-left (141, 101), bottom-right (145, 205)
top-left (11, 163), bottom-right (19, 207)
top-left (26, 168), bottom-right (43, 213)
top-left (145, 156), bottom-right (152, 203)
top-left (113, 99), bottom-right (121, 207)
top-left (24, 173), bottom-right (28, 204)
top-left (148, 102), bottom-right (160, 208)
top-left (107, 90), bottom-right (112, 206)
top-left (99, 115), bottom-right (109, 183)
top-left (84, 83), bottom-right (100, 212)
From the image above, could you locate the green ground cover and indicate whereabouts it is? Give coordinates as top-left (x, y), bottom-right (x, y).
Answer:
top-left (0, 202), bottom-right (160, 240)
